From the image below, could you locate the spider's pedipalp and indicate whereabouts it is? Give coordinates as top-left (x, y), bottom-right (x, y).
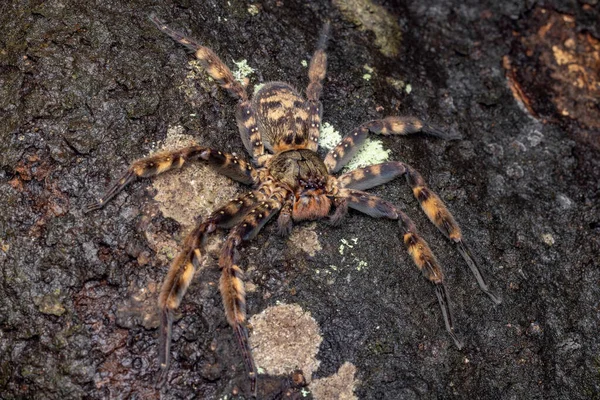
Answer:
top-left (85, 146), bottom-right (257, 212)
top-left (276, 197), bottom-right (294, 236)
top-left (338, 188), bottom-right (398, 219)
top-left (324, 117), bottom-right (456, 173)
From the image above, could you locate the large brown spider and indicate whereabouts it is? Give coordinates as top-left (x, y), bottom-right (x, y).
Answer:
top-left (86, 15), bottom-right (500, 396)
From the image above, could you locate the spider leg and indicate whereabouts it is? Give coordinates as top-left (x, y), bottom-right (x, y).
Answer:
top-left (337, 188), bottom-right (464, 349)
top-left (150, 15), bottom-right (265, 163)
top-left (305, 22), bottom-right (330, 151)
top-left (337, 162), bottom-right (500, 304)
top-left (324, 116), bottom-right (459, 173)
top-left (405, 166), bottom-right (501, 304)
top-left (85, 146), bottom-right (257, 212)
top-left (157, 191), bottom-right (261, 385)
top-left (338, 161), bottom-right (407, 190)
top-left (218, 196), bottom-right (284, 395)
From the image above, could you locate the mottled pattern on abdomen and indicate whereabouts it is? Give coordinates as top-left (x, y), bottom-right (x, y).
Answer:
top-left (252, 82), bottom-right (309, 152)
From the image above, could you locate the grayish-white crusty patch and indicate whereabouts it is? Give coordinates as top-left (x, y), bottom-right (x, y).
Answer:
top-left (249, 303), bottom-right (322, 381)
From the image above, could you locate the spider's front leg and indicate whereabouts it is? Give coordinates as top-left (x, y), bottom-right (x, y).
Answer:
top-left (85, 146), bottom-right (257, 212)
top-left (218, 194), bottom-right (284, 395)
top-left (336, 188), bottom-right (464, 349)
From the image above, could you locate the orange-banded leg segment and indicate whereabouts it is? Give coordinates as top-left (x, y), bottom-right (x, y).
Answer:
top-left (337, 188), bottom-right (463, 349)
top-left (217, 197), bottom-right (283, 395)
top-left (151, 15), bottom-right (266, 163)
top-left (324, 116), bottom-right (459, 173)
top-left (85, 146), bottom-right (257, 213)
top-left (150, 15), bottom-right (247, 101)
top-left (305, 22), bottom-right (330, 151)
top-left (406, 167), bottom-right (501, 304)
top-left (157, 192), bottom-right (262, 385)
top-left (338, 161), bottom-right (408, 190)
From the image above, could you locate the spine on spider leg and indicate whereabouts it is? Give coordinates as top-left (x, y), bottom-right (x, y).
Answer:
top-left (398, 212), bottom-right (464, 349)
top-left (406, 167), bottom-right (501, 304)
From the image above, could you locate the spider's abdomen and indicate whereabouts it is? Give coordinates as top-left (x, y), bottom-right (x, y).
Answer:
top-left (268, 149), bottom-right (332, 221)
top-left (252, 82), bottom-right (310, 152)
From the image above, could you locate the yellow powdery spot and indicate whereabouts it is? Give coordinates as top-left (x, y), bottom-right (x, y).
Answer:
top-left (318, 122), bottom-right (343, 150)
top-left (247, 4), bottom-right (260, 16)
top-left (249, 304), bottom-right (323, 381)
top-left (343, 138), bottom-right (391, 172)
top-left (319, 122), bottom-right (391, 171)
top-left (309, 362), bottom-right (359, 400)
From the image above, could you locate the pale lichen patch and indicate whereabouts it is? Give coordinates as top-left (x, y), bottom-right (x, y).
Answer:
top-left (232, 59), bottom-right (255, 85)
top-left (151, 126), bottom-right (240, 233)
top-left (319, 122), bottom-right (391, 172)
top-left (309, 362), bottom-right (359, 400)
top-left (249, 303), bottom-right (323, 381)
top-left (288, 222), bottom-right (322, 257)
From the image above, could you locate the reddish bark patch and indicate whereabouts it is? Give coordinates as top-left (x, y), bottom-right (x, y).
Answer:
top-left (505, 7), bottom-right (600, 148)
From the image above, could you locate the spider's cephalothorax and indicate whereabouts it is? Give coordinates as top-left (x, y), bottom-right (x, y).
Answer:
top-left (85, 15), bottom-right (501, 397)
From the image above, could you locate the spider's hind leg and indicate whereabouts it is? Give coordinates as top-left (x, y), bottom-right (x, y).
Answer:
top-left (151, 15), bottom-right (265, 163)
top-left (305, 22), bottom-right (330, 151)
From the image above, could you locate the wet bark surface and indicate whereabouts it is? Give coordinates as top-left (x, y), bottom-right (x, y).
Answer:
top-left (1, 0), bottom-right (599, 399)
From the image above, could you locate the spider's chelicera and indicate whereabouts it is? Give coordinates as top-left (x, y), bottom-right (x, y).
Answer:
top-left (86, 15), bottom-right (500, 396)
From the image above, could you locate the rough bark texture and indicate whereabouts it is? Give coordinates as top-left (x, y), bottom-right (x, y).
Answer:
top-left (1, 0), bottom-right (599, 399)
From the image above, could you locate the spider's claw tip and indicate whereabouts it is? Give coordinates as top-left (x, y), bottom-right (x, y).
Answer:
top-left (83, 201), bottom-right (102, 213)
top-left (450, 331), bottom-right (464, 350)
top-left (486, 290), bottom-right (502, 305)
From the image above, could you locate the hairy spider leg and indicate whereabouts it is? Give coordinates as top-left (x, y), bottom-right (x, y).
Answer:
top-left (337, 188), bottom-right (464, 349)
top-left (150, 15), bottom-right (265, 162)
top-left (85, 146), bottom-right (257, 212)
top-left (305, 22), bottom-right (330, 151)
top-left (406, 166), bottom-right (502, 304)
top-left (218, 195), bottom-right (284, 396)
top-left (324, 116), bottom-right (460, 173)
top-left (157, 191), bottom-right (262, 386)
top-left (338, 161), bottom-right (501, 304)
